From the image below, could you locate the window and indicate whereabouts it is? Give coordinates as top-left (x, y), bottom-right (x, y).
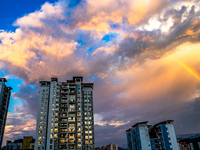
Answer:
top-left (78, 133), bottom-right (81, 137)
top-left (50, 139), bottom-right (53, 144)
top-left (69, 134), bottom-right (74, 138)
top-left (78, 138), bottom-right (81, 143)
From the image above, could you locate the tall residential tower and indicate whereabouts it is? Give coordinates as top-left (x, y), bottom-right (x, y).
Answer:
top-left (35, 77), bottom-right (94, 150)
top-left (0, 78), bottom-right (12, 148)
top-left (126, 120), bottom-right (179, 150)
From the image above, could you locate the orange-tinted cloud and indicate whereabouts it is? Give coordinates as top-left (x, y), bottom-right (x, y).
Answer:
top-left (0, 0), bottom-right (200, 147)
top-left (2, 112), bottom-right (36, 146)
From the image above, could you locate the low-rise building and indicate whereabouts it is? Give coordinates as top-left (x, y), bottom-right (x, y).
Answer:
top-left (178, 136), bottom-right (200, 150)
top-left (3, 136), bottom-right (35, 150)
top-left (178, 141), bottom-right (194, 150)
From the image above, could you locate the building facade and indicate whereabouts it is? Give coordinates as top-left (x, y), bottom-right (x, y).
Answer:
top-left (0, 78), bottom-right (12, 148)
top-left (23, 136), bottom-right (35, 149)
top-left (126, 122), bottom-right (151, 150)
top-left (126, 120), bottom-right (179, 150)
top-left (34, 77), bottom-right (94, 150)
top-left (149, 120), bottom-right (179, 150)
top-left (178, 136), bottom-right (200, 150)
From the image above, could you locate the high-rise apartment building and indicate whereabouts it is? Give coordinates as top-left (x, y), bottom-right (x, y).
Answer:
top-left (0, 78), bottom-right (12, 148)
top-left (34, 77), bottom-right (94, 150)
top-left (149, 120), bottom-right (179, 150)
top-left (126, 122), bottom-right (151, 150)
top-left (126, 120), bottom-right (179, 150)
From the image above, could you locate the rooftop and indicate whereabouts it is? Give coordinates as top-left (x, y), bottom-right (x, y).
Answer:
top-left (154, 120), bottom-right (174, 127)
top-left (132, 121), bottom-right (148, 128)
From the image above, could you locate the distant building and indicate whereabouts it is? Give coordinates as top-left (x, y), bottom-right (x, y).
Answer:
top-left (178, 141), bottom-right (194, 150)
top-left (0, 78), bottom-right (12, 148)
top-left (97, 144), bottom-right (118, 150)
top-left (4, 139), bottom-right (23, 150)
top-left (22, 136), bottom-right (35, 149)
top-left (3, 136), bottom-right (35, 150)
top-left (34, 77), bottom-right (94, 150)
top-left (126, 120), bottom-right (179, 150)
top-left (178, 136), bottom-right (200, 150)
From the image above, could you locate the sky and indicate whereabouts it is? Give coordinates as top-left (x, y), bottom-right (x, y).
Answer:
top-left (0, 0), bottom-right (200, 148)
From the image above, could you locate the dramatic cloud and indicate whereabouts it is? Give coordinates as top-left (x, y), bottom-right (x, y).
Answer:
top-left (1, 0), bottom-right (200, 147)
top-left (3, 111), bottom-right (36, 146)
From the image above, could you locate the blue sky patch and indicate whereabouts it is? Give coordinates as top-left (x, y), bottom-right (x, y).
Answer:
top-left (0, 0), bottom-right (59, 31)
top-left (5, 75), bottom-right (24, 112)
top-left (102, 33), bottom-right (119, 42)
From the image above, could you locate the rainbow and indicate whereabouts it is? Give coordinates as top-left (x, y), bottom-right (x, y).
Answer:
top-left (176, 60), bottom-right (200, 80)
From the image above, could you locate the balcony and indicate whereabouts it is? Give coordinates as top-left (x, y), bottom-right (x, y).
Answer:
top-left (68, 109), bottom-right (76, 113)
top-left (68, 128), bottom-right (75, 132)
top-left (61, 96), bottom-right (68, 99)
top-left (60, 128), bottom-right (68, 133)
top-left (61, 100), bottom-right (68, 103)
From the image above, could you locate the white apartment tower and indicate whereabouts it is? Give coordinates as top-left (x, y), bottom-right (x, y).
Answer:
top-left (35, 77), bottom-right (94, 150)
top-left (0, 78), bottom-right (12, 148)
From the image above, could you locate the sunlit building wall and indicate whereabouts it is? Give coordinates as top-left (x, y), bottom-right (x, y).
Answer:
top-left (34, 77), bottom-right (94, 150)
top-left (0, 78), bottom-right (12, 148)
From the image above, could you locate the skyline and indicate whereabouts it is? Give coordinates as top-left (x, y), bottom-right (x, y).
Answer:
top-left (0, 0), bottom-right (200, 148)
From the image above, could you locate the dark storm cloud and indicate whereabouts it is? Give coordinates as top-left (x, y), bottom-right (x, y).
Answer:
top-left (113, 5), bottom-right (200, 63)
top-left (94, 96), bottom-right (200, 147)
top-left (13, 84), bottom-right (39, 116)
